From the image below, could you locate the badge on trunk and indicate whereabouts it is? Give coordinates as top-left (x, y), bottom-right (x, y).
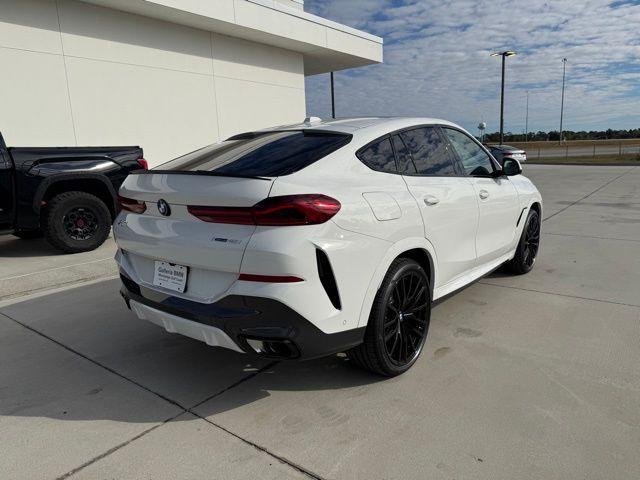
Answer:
top-left (157, 199), bottom-right (171, 216)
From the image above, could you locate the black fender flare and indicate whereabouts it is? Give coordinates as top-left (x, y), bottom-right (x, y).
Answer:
top-left (33, 173), bottom-right (118, 216)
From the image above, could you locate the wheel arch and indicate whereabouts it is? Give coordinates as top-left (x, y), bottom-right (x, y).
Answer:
top-left (34, 174), bottom-right (118, 220)
top-left (530, 201), bottom-right (542, 217)
top-left (357, 237), bottom-right (438, 328)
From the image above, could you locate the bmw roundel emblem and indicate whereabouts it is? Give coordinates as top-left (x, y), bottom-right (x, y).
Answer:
top-left (157, 199), bottom-right (171, 217)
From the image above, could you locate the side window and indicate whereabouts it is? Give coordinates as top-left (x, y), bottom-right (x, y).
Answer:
top-left (391, 135), bottom-right (417, 174)
top-left (399, 127), bottom-right (456, 176)
top-left (358, 137), bottom-right (397, 173)
top-left (443, 128), bottom-right (495, 176)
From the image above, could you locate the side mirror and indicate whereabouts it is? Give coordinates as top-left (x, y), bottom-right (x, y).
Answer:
top-left (502, 158), bottom-right (522, 176)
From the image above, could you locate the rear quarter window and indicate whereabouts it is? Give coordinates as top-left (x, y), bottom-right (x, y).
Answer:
top-left (157, 131), bottom-right (352, 177)
top-left (357, 137), bottom-right (397, 173)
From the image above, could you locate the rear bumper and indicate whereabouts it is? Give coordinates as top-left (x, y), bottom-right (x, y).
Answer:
top-left (119, 273), bottom-right (364, 360)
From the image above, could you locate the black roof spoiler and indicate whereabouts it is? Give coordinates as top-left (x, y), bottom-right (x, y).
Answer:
top-left (227, 130), bottom-right (350, 142)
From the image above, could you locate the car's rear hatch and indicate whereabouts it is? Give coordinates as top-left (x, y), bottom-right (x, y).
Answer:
top-left (116, 173), bottom-right (274, 302)
top-left (115, 130), bottom-right (351, 303)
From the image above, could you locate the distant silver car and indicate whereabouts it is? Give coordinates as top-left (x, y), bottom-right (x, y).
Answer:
top-left (487, 145), bottom-right (527, 165)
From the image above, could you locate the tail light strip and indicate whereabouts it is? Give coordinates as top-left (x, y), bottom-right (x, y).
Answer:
top-left (118, 195), bottom-right (146, 214)
top-left (188, 194), bottom-right (341, 226)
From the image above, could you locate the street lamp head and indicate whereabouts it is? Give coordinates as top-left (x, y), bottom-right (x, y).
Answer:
top-left (491, 50), bottom-right (517, 57)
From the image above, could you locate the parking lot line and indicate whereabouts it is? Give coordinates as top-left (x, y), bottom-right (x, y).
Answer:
top-left (544, 232), bottom-right (640, 244)
top-left (477, 281), bottom-right (640, 309)
top-left (56, 422), bottom-right (176, 480)
top-left (0, 257), bottom-right (114, 282)
top-left (542, 166), bottom-right (637, 222)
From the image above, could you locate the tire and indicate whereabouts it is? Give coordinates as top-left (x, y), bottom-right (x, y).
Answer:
top-left (43, 191), bottom-right (112, 253)
top-left (507, 209), bottom-right (540, 275)
top-left (13, 229), bottom-right (43, 240)
top-left (348, 258), bottom-right (431, 377)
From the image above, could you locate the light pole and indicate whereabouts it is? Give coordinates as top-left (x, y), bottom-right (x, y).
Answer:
top-left (491, 51), bottom-right (517, 145)
top-left (525, 90), bottom-right (529, 142)
top-left (559, 58), bottom-right (567, 145)
top-left (330, 72), bottom-right (336, 119)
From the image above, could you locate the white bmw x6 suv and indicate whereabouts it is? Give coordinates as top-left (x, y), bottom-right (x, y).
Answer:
top-left (114, 117), bottom-right (542, 376)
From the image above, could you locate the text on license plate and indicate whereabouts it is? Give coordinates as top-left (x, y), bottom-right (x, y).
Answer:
top-left (153, 261), bottom-right (188, 293)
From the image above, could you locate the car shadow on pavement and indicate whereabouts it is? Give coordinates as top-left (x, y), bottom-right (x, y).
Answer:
top-left (194, 354), bottom-right (384, 419)
top-left (0, 236), bottom-right (63, 257)
top-left (484, 265), bottom-right (514, 279)
top-left (0, 279), bottom-right (382, 425)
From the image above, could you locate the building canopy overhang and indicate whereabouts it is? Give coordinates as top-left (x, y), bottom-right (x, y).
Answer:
top-left (79, 0), bottom-right (383, 75)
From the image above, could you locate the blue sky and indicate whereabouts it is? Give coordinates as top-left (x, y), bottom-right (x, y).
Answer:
top-left (304, 0), bottom-right (640, 134)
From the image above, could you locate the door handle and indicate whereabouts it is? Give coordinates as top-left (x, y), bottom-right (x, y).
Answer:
top-left (479, 189), bottom-right (490, 200)
top-left (424, 195), bottom-right (440, 206)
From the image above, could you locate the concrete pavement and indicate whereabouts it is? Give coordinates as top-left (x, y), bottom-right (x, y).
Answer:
top-left (0, 236), bottom-right (117, 302)
top-left (1, 165), bottom-right (639, 479)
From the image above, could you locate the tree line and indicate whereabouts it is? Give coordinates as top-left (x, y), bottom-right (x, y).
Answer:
top-left (483, 128), bottom-right (640, 143)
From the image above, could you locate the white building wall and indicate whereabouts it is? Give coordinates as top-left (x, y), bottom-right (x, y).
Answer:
top-left (0, 0), bottom-right (306, 165)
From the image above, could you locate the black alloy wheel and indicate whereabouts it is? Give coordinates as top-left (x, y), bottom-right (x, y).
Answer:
top-left (43, 191), bottom-right (112, 253)
top-left (348, 258), bottom-right (431, 377)
top-left (384, 270), bottom-right (430, 366)
top-left (63, 207), bottom-right (99, 241)
top-left (507, 209), bottom-right (541, 274)
top-left (522, 211), bottom-right (540, 268)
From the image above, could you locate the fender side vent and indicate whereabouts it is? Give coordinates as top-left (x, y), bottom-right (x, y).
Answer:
top-left (316, 249), bottom-right (341, 310)
top-left (516, 207), bottom-right (527, 227)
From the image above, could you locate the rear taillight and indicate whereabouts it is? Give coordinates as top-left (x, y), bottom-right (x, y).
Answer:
top-left (137, 158), bottom-right (149, 169)
top-left (503, 152), bottom-right (513, 157)
top-left (188, 194), bottom-right (341, 226)
top-left (254, 195), bottom-right (341, 226)
top-left (118, 195), bottom-right (146, 214)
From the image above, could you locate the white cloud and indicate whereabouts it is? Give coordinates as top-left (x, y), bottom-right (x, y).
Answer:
top-left (305, 0), bottom-right (640, 133)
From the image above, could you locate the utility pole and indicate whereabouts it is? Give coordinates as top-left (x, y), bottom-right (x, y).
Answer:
top-left (500, 54), bottom-right (505, 144)
top-left (491, 51), bottom-right (517, 145)
top-left (559, 58), bottom-right (567, 145)
top-left (330, 72), bottom-right (336, 119)
top-left (525, 90), bottom-right (529, 142)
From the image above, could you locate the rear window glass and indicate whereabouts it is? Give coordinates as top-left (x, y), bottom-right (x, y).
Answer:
top-left (157, 131), bottom-right (352, 177)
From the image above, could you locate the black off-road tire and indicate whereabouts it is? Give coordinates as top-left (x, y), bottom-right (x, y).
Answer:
top-left (43, 191), bottom-right (111, 254)
top-left (348, 258), bottom-right (431, 377)
top-left (13, 229), bottom-right (43, 240)
top-left (507, 209), bottom-right (541, 275)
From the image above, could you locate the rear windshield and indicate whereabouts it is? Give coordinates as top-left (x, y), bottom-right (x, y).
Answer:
top-left (157, 130), bottom-right (352, 177)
